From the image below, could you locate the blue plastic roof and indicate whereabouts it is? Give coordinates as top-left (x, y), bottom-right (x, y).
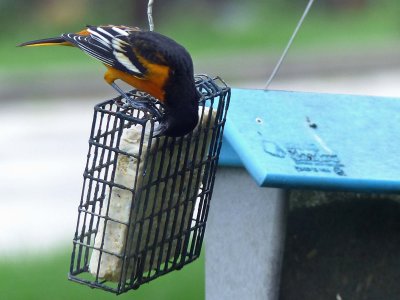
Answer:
top-left (219, 88), bottom-right (400, 193)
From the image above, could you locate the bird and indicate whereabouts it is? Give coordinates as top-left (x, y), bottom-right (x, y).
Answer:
top-left (18, 25), bottom-right (200, 137)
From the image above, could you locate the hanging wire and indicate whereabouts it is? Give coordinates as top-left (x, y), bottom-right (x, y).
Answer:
top-left (265, 0), bottom-right (315, 89)
top-left (148, 0), bottom-right (155, 31)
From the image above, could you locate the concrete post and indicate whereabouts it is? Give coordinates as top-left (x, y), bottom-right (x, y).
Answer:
top-left (205, 167), bottom-right (288, 300)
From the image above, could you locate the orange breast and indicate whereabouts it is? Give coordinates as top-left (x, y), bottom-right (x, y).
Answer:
top-left (104, 62), bottom-right (170, 102)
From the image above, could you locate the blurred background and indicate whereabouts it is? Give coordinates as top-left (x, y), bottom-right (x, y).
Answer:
top-left (1, 0), bottom-right (400, 299)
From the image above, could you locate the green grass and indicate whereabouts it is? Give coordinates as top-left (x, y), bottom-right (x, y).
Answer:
top-left (0, 247), bottom-right (204, 300)
top-left (1, 1), bottom-right (399, 74)
top-left (169, 1), bottom-right (400, 56)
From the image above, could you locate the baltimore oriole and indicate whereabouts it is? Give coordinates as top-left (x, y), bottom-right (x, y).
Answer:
top-left (18, 25), bottom-right (199, 137)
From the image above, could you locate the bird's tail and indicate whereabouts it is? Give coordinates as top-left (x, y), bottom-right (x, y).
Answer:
top-left (17, 37), bottom-right (72, 47)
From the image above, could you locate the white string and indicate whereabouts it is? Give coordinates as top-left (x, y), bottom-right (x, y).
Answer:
top-left (265, 0), bottom-right (315, 89)
top-left (148, 0), bottom-right (154, 31)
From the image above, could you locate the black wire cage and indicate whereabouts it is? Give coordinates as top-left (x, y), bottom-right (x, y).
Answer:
top-left (68, 74), bottom-right (230, 294)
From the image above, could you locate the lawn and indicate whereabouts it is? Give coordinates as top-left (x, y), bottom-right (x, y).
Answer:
top-left (1, 1), bottom-right (399, 74)
top-left (0, 246), bottom-right (204, 300)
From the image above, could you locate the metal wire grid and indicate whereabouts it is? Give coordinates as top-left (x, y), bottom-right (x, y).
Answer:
top-left (68, 74), bottom-right (230, 294)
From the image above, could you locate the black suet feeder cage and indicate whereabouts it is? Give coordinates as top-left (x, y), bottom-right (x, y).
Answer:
top-left (68, 74), bottom-right (230, 294)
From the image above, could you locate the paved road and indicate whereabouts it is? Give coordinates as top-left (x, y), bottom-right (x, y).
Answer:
top-left (0, 99), bottom-right (97, 255)
top-left (1, 69), bottom-right (400, 255)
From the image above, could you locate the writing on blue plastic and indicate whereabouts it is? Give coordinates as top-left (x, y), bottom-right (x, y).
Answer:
top-left (263, 141), bottom-right (286, 158)
top-left (286, 144), bottom-right (346, 176)
top-left (262, 140), bottom-right (346, 176)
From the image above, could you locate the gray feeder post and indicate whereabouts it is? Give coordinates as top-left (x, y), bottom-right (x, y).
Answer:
top-left (206, 167), bottom-right (288, 300)
top-left (206, 86), bottom-right (400, 299)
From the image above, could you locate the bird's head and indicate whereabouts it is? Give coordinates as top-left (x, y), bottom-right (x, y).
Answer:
top-left (153, 78), bottom-right (200, 137)
top-left (136, 32), bottom-right (200, 137)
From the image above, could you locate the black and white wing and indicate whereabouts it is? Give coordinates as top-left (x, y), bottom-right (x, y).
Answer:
top-left (62, 25), bottom-right (147, 78)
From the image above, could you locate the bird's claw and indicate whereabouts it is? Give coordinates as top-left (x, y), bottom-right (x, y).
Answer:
top-left (111, 83), bottom-right (163, 118)
top-left (152, 120), bottom-right (167, 137)
top-left (122, 98), bottom-right (163, 119)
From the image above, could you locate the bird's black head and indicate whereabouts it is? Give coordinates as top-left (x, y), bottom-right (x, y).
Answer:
top-left (142, 32), bottom-right (200, 137)
top-left (131, 31), bottom-right (200, 137)
top-left (154, 79), bottom-right (200, 137)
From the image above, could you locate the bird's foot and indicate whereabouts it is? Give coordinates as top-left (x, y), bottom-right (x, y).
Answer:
top-left (125, 96), bottom-right (163, 119)
top-left (152, 120), bottom-right (168, 137)
top-left (111, 82), bottom-right (162, 118)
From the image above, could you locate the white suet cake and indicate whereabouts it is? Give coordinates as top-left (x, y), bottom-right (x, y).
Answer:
top-left (89, 107), bottom-right (217, 281)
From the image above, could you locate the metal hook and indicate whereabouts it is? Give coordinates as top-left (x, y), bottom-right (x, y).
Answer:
top-left (148, 0), bottom-right (154, 31)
